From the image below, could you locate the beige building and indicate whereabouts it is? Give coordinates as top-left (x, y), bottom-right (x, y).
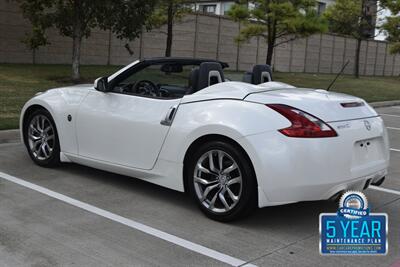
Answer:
top-left (188, 0), bottom-right (235, 16)
top-left (188, 0), bottom-right (336, 16)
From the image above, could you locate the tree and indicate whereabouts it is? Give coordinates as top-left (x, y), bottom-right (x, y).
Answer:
top-left (19, 1), bottom-right (51, 64)
top-left (324, 0), bottom-right (376, 78)
top-left (228, 0), bottom-right (328, 66)
top-left (22, 26), bottom-right (49, 64)
top-left (17, 0), bottom-right (156, 82)
top-left (148, 0), bottom-right (190, 57)
top-left (381, 0), bottom-right (400, 54)
top-left (99, 0), bottom-right (157, 54)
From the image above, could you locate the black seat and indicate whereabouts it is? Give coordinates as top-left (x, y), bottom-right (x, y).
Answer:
top-left (187, 68), bottom-right (199, 95)
top-left (187, 62), bottom-right (224, 94)
top-left (251, 64), bottom-right (273, 85)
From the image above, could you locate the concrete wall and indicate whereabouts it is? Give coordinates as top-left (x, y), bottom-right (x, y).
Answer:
top-left (1, 0), bottom-right (399, 76)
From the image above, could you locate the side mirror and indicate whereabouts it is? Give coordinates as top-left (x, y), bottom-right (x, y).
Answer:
top-left (94, 77), bottom-right (109, 92)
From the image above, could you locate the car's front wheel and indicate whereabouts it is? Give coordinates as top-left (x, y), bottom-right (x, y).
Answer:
top-left (187, 140), bottom-right (257, 221)
top-left (24, 109), bottom-right (60, 167)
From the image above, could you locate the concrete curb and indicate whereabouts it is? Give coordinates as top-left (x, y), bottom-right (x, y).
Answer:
top-left (0, 129), bottom-right (20, 144)
top-left (0, 100), bottom-right (399, 144)
top-left (369, 100), bottom-right (400, 108)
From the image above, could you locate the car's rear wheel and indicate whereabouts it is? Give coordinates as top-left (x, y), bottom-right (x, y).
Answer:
top-left (24, 109), bottom-right (60, 167)
top-left (187, 140), bottom-right (257, 221)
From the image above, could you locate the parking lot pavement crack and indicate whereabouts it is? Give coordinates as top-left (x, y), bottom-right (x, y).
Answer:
top-left (238, 233), bottom-right (316, 267)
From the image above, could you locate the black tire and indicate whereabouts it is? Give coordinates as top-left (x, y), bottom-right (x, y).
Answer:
top-left (24, 108), bottom-right (60, 167)
top-left (187, 140), bottom-right (257, 222)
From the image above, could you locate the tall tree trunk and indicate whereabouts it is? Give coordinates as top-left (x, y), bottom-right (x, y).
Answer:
top-left (165, 1), bottom-right (174, 57)
top-left (72, 35), bottom-right (82, 83)
top-left (266, 19), bottom-right (276, 66)
top-left (72, 0), bottom-right (82, 83)
top-left (354, 0), bottom-right (367, 78)
top-left (354, 38), bottom-right (362, 78)
top-left (266, 43), bottom-right (274, 65)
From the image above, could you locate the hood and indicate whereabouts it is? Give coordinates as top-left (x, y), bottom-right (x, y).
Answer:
top-left (33, 84), bottom-right (94, 105)
top-left (42, 83), bottom-right (94, 93)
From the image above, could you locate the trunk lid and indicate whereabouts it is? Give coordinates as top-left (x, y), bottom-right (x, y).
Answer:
top-left (244, 88), bottom-right (378, 122)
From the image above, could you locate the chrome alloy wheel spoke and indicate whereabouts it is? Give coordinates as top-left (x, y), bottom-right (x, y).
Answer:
top-left (201, 183), bottom-right (220, 201)
top-left (194, 176), bottom-right (218, 185)
top-left (209, 187), bottom-right (223, 209)
top-left (33, 139), bottom-right (42, 147)
top-left (41, 143), bottom-right (49, 158)
top-left (222, 163), bottom-right (238, 175)
top-left (196, 162), bottom-right (217, 175)
top-left (30, 124), bottom-right (41, 135)
top-left (29, 133), bottom-right (41, 141)
top-left (218, 190), bottom-right (230, 210)
top-left (218, 150), bottom-right (224, 172)
top-left (227, 176), bottom-right (241, 186)
top-left (226, 187), bottom-right (239, 202)
top-left (36, 116), bottom-right (42, 131)
top-left (33, 140), bottom-right (42, 152)
top-left (46, 134), bottom-right (55, 141)
top-left (208, 151), bottom-right (219, 173)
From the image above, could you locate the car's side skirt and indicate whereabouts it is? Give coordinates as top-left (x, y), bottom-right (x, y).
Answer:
top-left (62, 152), bottom-right (185, 192)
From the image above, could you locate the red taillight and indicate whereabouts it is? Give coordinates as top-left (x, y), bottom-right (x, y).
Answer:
top-left (266, 104), bottom-right (338, 138)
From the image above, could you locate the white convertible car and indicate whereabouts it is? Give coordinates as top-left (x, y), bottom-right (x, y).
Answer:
top-left (20, 58), bottom-right (390, 221)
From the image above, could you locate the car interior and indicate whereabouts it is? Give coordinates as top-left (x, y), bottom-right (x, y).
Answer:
top-left (112, 60), bottom-right (272, 99)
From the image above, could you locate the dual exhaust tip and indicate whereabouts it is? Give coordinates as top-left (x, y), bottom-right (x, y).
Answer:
top-left (371, 176), bottom-right (385, 187)
top-left (329, 177), bottom-right (385, 202)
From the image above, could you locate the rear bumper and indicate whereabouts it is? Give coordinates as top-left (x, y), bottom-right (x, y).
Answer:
top-left (239, 116), bottom-right (390, 208)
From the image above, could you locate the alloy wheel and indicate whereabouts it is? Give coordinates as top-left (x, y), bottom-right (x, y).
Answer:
top-left (28, 115), bottom-right (55, 161)
top-left (193, 149), bottom-right (242, 213)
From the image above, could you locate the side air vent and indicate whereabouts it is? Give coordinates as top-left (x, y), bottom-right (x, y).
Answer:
top-left (340, 102), bottom-right (365, 108)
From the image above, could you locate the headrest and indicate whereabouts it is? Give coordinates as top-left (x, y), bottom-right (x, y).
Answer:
top-left (251, 65), bottom-right (273, 85)
top-left (196, 62), bottom-right (225, 92)
top-left (187, 68), bottom-right (199, 94)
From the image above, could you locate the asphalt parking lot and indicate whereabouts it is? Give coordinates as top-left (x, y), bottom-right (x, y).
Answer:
top-left (0, 106), bottom-right (399, 267)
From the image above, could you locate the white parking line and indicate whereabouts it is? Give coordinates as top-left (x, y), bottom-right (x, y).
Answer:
top-left (380, 113), bottom-right (400, 118)
top-left (391, 148), bottom-right (400, 153)
top-left (370, 186), bottom-right (400, 196)
top-left (387, 127), bottom-right (400, 131)
top-left (0, 171), bottom-right (256, 267)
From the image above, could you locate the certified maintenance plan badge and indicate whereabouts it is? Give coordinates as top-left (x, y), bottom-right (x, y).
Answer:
top-left (319, 191), bottom-right (388, 255)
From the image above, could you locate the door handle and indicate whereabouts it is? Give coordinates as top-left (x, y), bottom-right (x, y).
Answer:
top-left (160, 105), bottom-right (178, 126)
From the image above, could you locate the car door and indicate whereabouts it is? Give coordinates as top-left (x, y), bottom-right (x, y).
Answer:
top-left (76, 90), bottom-right (180, 170)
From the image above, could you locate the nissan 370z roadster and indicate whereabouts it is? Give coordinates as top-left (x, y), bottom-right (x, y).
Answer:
top-left (20, 58), bottom-right (390, 221)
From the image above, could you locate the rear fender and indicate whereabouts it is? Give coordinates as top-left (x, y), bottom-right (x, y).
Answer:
top-left (158, 99), bottom-right (288, 164)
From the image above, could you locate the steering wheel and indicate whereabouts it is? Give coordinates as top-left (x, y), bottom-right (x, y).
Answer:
top-left (133, 80), bottom-right (159, 96)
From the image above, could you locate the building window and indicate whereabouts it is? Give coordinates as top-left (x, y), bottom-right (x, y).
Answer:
top-left (222, 2), bottom-right (234, 15)
top-left (317, 2), bottom-right (326, 15)
top-left (199, 4), bottom-right (217, 14)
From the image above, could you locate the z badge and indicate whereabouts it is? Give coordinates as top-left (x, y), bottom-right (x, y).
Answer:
top-left (319, 191), bottom-right (388, 255)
